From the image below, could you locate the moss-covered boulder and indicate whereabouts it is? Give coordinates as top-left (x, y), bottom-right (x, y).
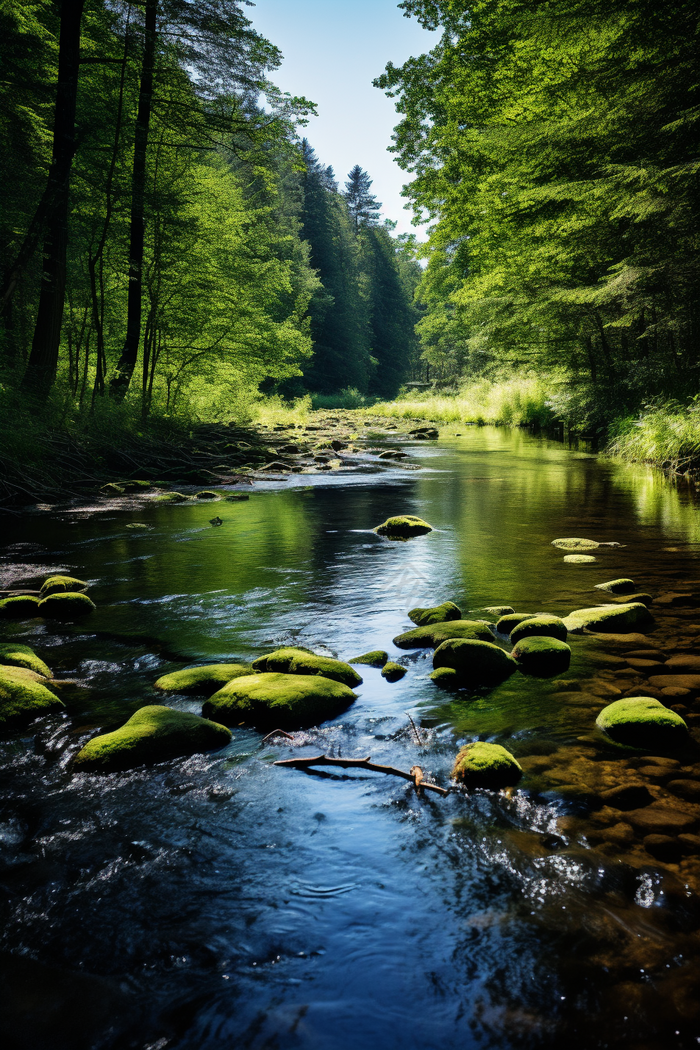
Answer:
top-left (0, 666), bottom-right (64, 727)
top-left (563, 555), bottom-right (597, 564)
top-left (39, 575), bottom-right (88, 597)
top-left (595, 579), bottom-right (637, 595)
top-left (495, 613), bottom-right (534, 637)
top-left (381, 661), bottom-right (406, 682)
top-left (203, 672), bottom-right (356, 728)
top-left (155, 492), bottom-right (191, 503)
top-left (194, 490), bottom-right (221, 500)
top-left (481, 606), bottom-right (515, 617)
top-left (394, 620), bottom-right (494, 650)
top-left (564, 602), bottom-right (652, 633)
top-left (73, 705), bottom-right (231, 772)
top-left (0, 643), bottom-right (52, 678)
top-left (38, 592), bottom-right (96, 619)
top-left (251, 648), bottom-right (362, 687)
top-left (551, 538), bottom-right (600, 551)
top-left (452, 741), bottom-right (523, 789)
top-left (100, 483), bottom-right (124, 496)
top-left (350, 650), bottom-right (388, 668)
top-left (611, 592), bottom-right (654, 607)
top-left (596, 697), bottom-right (689, 749)
top-left (509, 615), bottom-right (568, 644)
top-left (0, 596), bottom-right (40, 619)
top-left (119, 480), bottom-right (152, 493)
top-left (429, 667), bottom-right (461, 689)
top-left (154, 663), bottom-right (252, 696)
top-left (408, 601), bottom-right (461, 626)
top-left (433, 639), bottom-right (517, 686)
top-left (374, 515), bottom-right (433, 538)
top-left (511, 636), bottom-right (571, 678)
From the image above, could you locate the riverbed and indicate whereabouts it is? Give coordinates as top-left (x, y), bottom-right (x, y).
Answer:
top-left (2, 426), bottom-right (700, 1050)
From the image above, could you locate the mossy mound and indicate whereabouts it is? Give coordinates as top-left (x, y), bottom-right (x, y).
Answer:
top-left (350, 650), bottom-right (388, 668)
top-left (381, 661), bottom-right (406, 682)
top-left (374, 515), bottom-right (433, 538)
top-left (596, 697), bottom-right (689, 749)
top-left (433, 639), bottom-right (517, 686)
top-left (511, 636), bottom-right (571, 678)
top-left (611, 592), bottom-right (654, 607)
top-left (194, 490), bottom-right (221, 500)
top-left (481, 606), bottom-right (515, 617)
top-left (119, 480), bottom-right (152, 493)
top-left (595, 579), bottom-right (637, 595)
top-left (203, 672), bottom-right (356, 729)
top-left (0, 643), bottom-right (52, 678)
top-left (100, 483), bottom-right (124, 496)
top-left (73, 705), bottom-right (231, 773)
top-left (564, 602), bottom-right (652, 633)
top-left (394, 620), bottom-right (494, 650)
top-left (0, 596), bottom-right (40, 619)
top-left (551, 538), bottom-right (600, 551)
top-left (0, 666), bottom-right (64, 727)
top-left (429, 667), bottom-right (461, 689)
top-left (251, 648), bottom-right (362, 687)
top-left (154, 663), bottom-right (252, 696)
top-left (39, 575), bottom-right (88, 597)
top-left (155, 492), bottom-right (191, 503)
top-left (408, 601), bottom-right (462, 627)
top-left (563, 554), bottom-right (597, 564)
top-left (510, 615), bottom-right (568, 644)
top-left (37, 592), bottom-right (96, 619)
top-left (495, 613), bottom-right (534, 637)
top-left (452, 742), bottom-right (523, 789)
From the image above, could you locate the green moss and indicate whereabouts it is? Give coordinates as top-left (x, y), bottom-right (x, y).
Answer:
top-left (511, 636), bottom-right (571, 678)
top-left (0, 643), bottom-right (52, 678)
top-left (595, 579), bottom-right (637, 595)
top-left (374, 515), bottom-right (433, 538)
top-left (194, 490), bottom-right (221, 500)
top-left (481, 606), bottom-right (515, 617)
top-left (0, 596), bottom-right (40, 619)
top-left (429, 667), bottom-right (461, 689)
top-left (452, 741), bottom-right (523, 788)
top-left (154, 663), bottom-right (252, 696)
top-left (510, 615), bottom-right (568, 644)
top-left (73, 705), bottom-right (231, 772)
top-left (381, 661), bottom-right (406, 682)
top-left (551, 537), bottom-right (600, 551)
top-left (154, 492), bottom-right (191, 503)
top-left (393, 620), bottom-right (494, 650)
top-left (495, 613), bottom-right (533, 636)
top-left (100, 482), bottom-right (125, 496)
top-left (251, 648), bottom-right (362, 687)
top-left (39, 575), bottom-right (88, 597)
top-left (350, 650), bottom-right (388, 667)
top-left (119, 480), bottom-right (152, 493)
top-left (563, 602), bottom-right (652, 633)
top-left (563, 554), bottom-right (597, 564)
top-left (433, 639), bottom-right (517, 686)
top-left (38, 592), bottom-right (96, 618)
top-left (203, 671), bottom-right (356, 728)
top-left (408, 601), bottom-right (461, 626)
top-left (0, 666), bottom-right (64, 727)
top-left (223, 493), bottom-right (250, 501)
top-left (610, 592), bottom-right (653, 607)
top-left (596, 697), bottom-right (688, 749)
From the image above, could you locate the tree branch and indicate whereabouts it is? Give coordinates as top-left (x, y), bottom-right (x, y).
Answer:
top-left (274, 753), bottom-right (449, 796)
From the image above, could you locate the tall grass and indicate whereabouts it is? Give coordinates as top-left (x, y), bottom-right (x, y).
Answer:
top-left (366, 375), bottom-right (556, 428)
top-left (607, 399), bottom-right (700, 468)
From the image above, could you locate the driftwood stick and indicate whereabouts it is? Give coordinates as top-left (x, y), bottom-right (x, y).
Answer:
top-left (405, 711), bottom-right (422, 746)
top-left (262, 728), bottom-right (295, 744)
top-left (274, 753), bottom-right (449, 796)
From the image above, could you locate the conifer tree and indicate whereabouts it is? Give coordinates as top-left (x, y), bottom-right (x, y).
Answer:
top-left (343, 165), bottom-right (382, 230)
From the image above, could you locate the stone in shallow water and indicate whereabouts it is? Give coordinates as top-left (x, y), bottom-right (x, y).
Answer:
top-left (433, 639), bottom-right (517, 686)
top-left (452, 741), bottom-right (522, 788)
top-left (37, 592), bottom-right (96, 619)
top-left (510, 615), bottom-right (568, 644)
top-left (381, 661), bottom-right (406, 682)
top-left (429, 667), bottom-right (460, 688)
top-left (643, 834), bottom-right (683, 863)
top-left (374, 515), bottom-right (433, 538)
top-left (0, 643), bottom-right (51, 678)
top-left (203, 672), bottom-right (356, 729)
top-left (551, 537), bottom-right (600, 551)
top-left (408, 601), bottom-right (461, 626)
top-left (0, 596), bottom-right (40, 619)
top-left (39, 575), bottom-right (88, 597)
top-left (0, 666), bottom-right (63, 727)
top-left (595, 579), bottom-right (637, 595)
top-left (394, 620), bottom-right (493, 650)
top-left (667, 779), bottom-right (700, 802)
top-left (154, 664), bottom-right (252, 696)
top-left (251, 649), bottom-right (362, 687)
top-left (563, 602), bottom-right (652, 633)
top-left (495, 613), bottom-right (534, 637)
top-left (596, 697), bottom-right (688, 749)
top-left (563, 554), bottom-right (597, 564)
top-left (511, 636), bottom-right (571, 678)
top-left (350, 650), bottom-right (388, 668)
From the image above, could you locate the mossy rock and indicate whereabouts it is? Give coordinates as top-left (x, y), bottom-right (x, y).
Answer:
top-left (452, 741), bottom-right (523, 789)
top-left (596, 697), bottom-right (689, 749)
top-left (433, 639), bottom-right (517, 686)
top-left (155, 492), bottom-right (191, 503)
top-left (194, 490), bottom-right (221, 500)
top-left (511, 636), bottom-right (571, 678)
top-left (595, 579), bottom-right (637, 595)
top-left (481, 606), bottom-right (515, 617)
top-left (551, 538), bottom-right (600, 551)
top-left (154, 663), bottom-right (252, 697)
top-left (381, 661), bottom-right (406, 682)
top-left (495, 613), bottom-right (534, 637)
top-left (223, 492), bottom-right (250, 501)
top-left (394, 620), bottom-right (494, 650)
top-left (563, 602), bottom-right (652, 633)
top-left (0, 666), bottom-right (64, 727)
top-left (563, 554), bottom-right (597, 564)
top-left (429, 667), bottom-right (461, 689)
top-left (0, 596), bottom-right (40, 619)
top-left (38, 592), bottom-right (96, 619)
top-left (251, 648), bottom-right (362, 687)
top-left (0, 643), bottom-right (52, 678)
top-left (119, 480), bottom-right (152, 493)
top-left (408, 601), bottom-right (461, 626)
top-left (350, 650), bottom-right (388, 668)
top-left (374, 515), bottom-right (433, 538)
top-left (100, 482), bottom-right (124, 496)
top-left (610, 592), bottom-right (653, 607)
top-left (510, 615), bottom-right (568, 644)
top-left (203, 672), bottom-right (356, 729)
top-left (39, 575), bottom-right (88, 597)
top-left (73, 705), bottom-right (231, 773)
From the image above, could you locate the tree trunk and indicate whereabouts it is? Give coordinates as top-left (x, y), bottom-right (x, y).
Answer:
top-left (110, 0), bottom-right (157, 399)
top-left (21, 0), bottom-right (85, 400)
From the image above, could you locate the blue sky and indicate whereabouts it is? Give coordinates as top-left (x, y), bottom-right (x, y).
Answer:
top-left (248, 0), bottom-right (440, 234)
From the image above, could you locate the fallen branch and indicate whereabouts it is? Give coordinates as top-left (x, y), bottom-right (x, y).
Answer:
top-left (405, 711), bottom-right (422, 746)
top-left (274, 753), bottom-right (449, 796)
top-left (262, 728), bottom-right (294, 744)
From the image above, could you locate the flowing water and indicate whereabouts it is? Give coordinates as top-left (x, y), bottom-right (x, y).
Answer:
top-left (2, 428), bottom-right (700, 1050)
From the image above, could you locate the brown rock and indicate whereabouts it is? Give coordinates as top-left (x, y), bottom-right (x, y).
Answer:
top-left (582, 680), bottom-right (623, 699)
top-left (600, 783), bottom-right (654, 810)
top-left (586, 632), bottom-right (656, 647)
top-left (649, 674), bottom-right (700, 691)
top-left (643, 834), bottom-right (683, 862)
top-left (661, 686), bottom-right (692, 699)
top-left (602, 822), bottom-right (635, 846)
top-left (623, 649), bottom-right (668, 660)
top-left (622, 686), bottom-right (664, 699)
top-left (665, 654), bottom-right (700, 673)
top-left (626, 659), bottom-right (666, 673)
top-left (626, 805), bottom-right (697, 834)
top-left (667, 779), bottom-right (700, 802)
top-left (678, 833), bottom-right (700, 854)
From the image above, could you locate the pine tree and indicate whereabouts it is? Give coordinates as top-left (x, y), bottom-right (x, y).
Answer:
top-left (343, 165), bottom-right (381, 230)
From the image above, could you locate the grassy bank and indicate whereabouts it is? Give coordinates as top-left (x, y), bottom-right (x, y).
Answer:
top-left (608, 400), bottom-right (700, 473)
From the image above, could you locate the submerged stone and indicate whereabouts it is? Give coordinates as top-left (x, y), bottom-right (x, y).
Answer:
top-left (374, 515), bottom-right (433, 538)
top-left (596, 697), bottom-right (689, 749)
top-left (595, 579), bottom-right (637, 595)
top-left (452, 741), bottom-right (523, 788)
top-left (563, 554), bottom-right (597, 564)
top-left (510, 615), bottom-right (568, 644)
top-left (194, 490), bottom-right (221, 500)
top-left (100, 483), bottom-right (124, 496)
top-left (381, 661), bottom-right (406, 682)
top-left (73, 705), bottom-right (231, 773)
top-left (39, 575), bottom-right (88, 597)
top-left (610, 592), bottom-right (654, 607)
top-left (433, 638), bottom-right (517, 686)
top-left (0, 596), bottom-right (40, 619)
top-left (408, 601), bottom-right (462, 626)
top-left (119, 480), bottom-right (152, 493)
top-left (223, 493), bottom-right (250, 501)
top-left (564, 602), bottom-right (652, 633)
top-left (350, 650), bottom-right (389, 667)
top-left (203, 671), bottom-right (356, 728)
top-left (512, 636), bottom-right (571, 678)
top-left (155, 492), bottom-right (191, 503)
top-left (154, 663), bottom-right (252, 696)
top-left (38, 592), bottom-right (96, 618)
top-left (551, 538), bottom-right (600, 551)
top-left (0, 666), bottom-right (64, 727)
top-left (429, 667), bottom-right (461, 689)
top-left (251, 648), bottom-right (362, 687)
top-left (0, 643), bottom-right (52, 678)
top-left (394, 620), bottom-right (494, 650)
top-left (495, 613), bottom-right (534, 636)
top-left (481, 606), bottom-right (515, 617)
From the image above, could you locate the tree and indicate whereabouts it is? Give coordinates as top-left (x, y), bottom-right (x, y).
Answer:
top-left (343, 164), bottom-right (381, 230)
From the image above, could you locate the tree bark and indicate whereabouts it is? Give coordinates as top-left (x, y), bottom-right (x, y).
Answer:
top-left (110, 0), bottom-right (157, 399)
top-left (21, 0), bottom-right (86, 400)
